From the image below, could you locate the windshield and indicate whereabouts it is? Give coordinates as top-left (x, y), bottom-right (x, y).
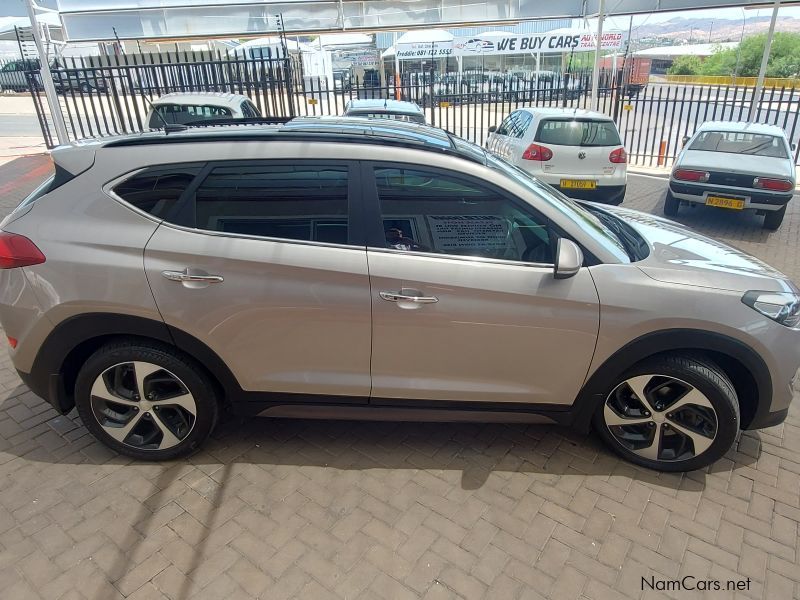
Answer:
top-left (486, 154), bottom-right (631, 262)
top-left (536, 118), bottom-right (621, 147)
top-left (688, 130), bottom-right (788, 158)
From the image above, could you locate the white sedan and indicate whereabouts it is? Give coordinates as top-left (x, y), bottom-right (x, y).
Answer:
top-left (667, 122), bottom-right (796, 230)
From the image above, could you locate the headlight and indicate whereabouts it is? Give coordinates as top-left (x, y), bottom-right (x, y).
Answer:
top-left (742, 291), bottom-right (800, 328)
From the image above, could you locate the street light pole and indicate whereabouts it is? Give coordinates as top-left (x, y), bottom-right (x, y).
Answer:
top-left (591, 0), bottom-right (606, 111)
top-left (24, 0), bottom-right (69, 145)
top-left (749, 0), bottom-right (781, 122)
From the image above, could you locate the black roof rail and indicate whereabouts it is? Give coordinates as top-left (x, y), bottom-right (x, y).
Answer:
top-left (105, 118), bottom-right (488, 165)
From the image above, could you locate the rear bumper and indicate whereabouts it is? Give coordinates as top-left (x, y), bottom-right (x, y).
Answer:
top-left (553, 184), bottom-right (626, 205)
top-left (669, 181), bottom-right (793, 211)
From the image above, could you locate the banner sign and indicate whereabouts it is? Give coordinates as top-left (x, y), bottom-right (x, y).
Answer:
top-left (396, 31), bottom-right (624, 60)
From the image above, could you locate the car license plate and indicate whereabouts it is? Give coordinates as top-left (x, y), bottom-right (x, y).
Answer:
top-left (706, 196), bottom-right (745, 210)
top-left (561, 179), bottom-right (597, 190)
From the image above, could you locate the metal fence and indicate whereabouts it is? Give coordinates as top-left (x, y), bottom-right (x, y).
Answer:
top-left (13, 52), bottom-right (800, 167)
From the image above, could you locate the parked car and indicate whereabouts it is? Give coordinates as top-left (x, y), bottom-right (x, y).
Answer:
top-left (343, 99), bottom-right (426, 124)
top-left (0, 59), bottom-right (42, 92)
top-left (486, 108), bottom-right (627, 205)
top-left (52, 67), bottom-right (109, 94)
top-left (667, 122), bottom-right (796, 230)
top-left (1, 117), bottom-right (798, 471)
top-left (145, 92), bottom-right (261, 129)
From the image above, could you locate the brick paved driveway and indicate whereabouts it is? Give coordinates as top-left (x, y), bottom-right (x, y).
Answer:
top-left (0, 156), bottom-right (797, 600)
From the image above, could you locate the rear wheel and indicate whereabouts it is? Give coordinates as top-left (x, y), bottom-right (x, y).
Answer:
top-left (593, 354), bottom-right (739, 472)
top-left (663, 190), bottom-right (680, 217)
top-left (75, 341), bottom-right (219, 460)
top-left (763, 205), bottom-right (786, 231)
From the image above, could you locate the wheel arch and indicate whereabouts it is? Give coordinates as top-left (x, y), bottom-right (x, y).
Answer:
top-left (571, 329), bottom-right (771, 432)
top-left (27, 313), bottom-right (238, 414)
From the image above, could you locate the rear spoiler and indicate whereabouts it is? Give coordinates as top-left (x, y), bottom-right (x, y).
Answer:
top-left (50, 141), bottom-right (97, 179)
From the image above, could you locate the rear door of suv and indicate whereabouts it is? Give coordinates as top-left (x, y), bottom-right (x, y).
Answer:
top-left (134, 158), bottom-right (372, 401)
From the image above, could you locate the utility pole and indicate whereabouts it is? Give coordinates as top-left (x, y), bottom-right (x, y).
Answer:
top-left (750, 0), bottom-right (781, 122)
top-left (24, 0), bottom-right (68, 145)
top-left (590, 0), bottom-right (606, 111)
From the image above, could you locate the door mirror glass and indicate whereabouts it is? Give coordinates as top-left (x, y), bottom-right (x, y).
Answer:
top-left (681, 135), bottom-right (690, 147)
top-left (554, 238), bottom-right (583, 279)
top-left (488, 125), bottom-right (497, 134)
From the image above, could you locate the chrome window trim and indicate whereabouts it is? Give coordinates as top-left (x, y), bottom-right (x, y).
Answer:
top-left (366, 245), bottom-right (555, 269)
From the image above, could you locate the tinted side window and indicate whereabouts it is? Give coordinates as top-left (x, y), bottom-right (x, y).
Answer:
top-left (515, 112), bottom-right (533, 138)
top-left (194, 164), bottom-right (349, 244)
top-left (373, 167), bottom-right (553, 264)
top-left (114, 166), bottom-right (201, 218)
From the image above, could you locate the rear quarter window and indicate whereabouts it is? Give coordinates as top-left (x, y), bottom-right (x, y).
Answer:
top-left (113, 166), bottom-right (202, 218)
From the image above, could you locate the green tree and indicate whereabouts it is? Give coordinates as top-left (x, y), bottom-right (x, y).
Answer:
top-left (668, 55), bottom-right (702, 75)
top-left (699, 32), bottom-right (800, 77)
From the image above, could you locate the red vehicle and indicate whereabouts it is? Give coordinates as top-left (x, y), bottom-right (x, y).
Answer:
top-left (600, 56), bottom-right (651, 97)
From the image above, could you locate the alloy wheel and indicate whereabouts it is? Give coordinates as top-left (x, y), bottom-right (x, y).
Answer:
top-left (90, 361), bottom-right (197, 451)
top-left (603, 374), bottom-right (718, 462)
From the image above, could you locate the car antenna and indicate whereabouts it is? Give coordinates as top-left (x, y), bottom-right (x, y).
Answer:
top-left (142, 96), bottom-right (187, 134)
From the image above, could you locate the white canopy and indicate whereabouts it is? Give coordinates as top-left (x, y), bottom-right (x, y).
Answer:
top-left (232, 36), bottom-right (315, 55)
top-left (395, 29), bottom-right (454, 45)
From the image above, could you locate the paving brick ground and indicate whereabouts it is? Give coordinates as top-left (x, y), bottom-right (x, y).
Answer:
top-left (0, 156), bottom-right (797, 600)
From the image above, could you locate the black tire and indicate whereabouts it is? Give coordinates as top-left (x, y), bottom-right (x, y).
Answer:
top-left (608, 185), bottom-right (626, 206)
top-left (663, 190), bottom-right (680, 217)
top-left (75, 340), bottom-right (220, 461)
top-left (763, 205), bottom-right (786, 231)
top-left (592, 354), bottom-right (739, 472)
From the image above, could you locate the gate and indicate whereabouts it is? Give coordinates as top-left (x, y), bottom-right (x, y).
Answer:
top-left (25, 49), bottom-right (297, 148)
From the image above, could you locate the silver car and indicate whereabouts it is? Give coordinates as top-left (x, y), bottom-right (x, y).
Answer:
top-left (667, 121), bottom-right (796, 230)
top-left (0, 117), bottom-right (798, 471)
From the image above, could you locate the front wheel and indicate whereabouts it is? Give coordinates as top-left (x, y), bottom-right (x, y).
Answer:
top-left (593, 354), bottom-right (739, 472)
top-left (763, 205), bottom-right (786, 230)
top-left (75, 341), bottom-right (220, 460)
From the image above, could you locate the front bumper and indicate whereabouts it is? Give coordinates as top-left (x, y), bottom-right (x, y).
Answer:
top-left (669, 181), bottom-right (793, 211)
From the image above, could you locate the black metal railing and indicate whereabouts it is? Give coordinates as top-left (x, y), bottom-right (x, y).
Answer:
top-left (14, 52), bottom-right (800, 166)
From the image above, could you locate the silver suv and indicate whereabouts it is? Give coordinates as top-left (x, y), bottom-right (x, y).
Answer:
top-left (1, 118), bottom-right (798, 471)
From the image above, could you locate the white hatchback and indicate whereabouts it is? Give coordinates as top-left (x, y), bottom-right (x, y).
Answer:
top-left (486, 108), bottom-right (628, 205)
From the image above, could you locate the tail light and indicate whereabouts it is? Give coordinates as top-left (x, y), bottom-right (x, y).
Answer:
top-left (609, 147), bottom-right (627, 164)
top-left (753, 177), bottom-right (793, 192)
top-left (522, 144), bottom-right (553, 161)
top-left (6, 336), bottom-right (17, 349)
top-left (673, 169), bottom-right (710, 183)
top-left (0, 232), bottom-right (45, 269)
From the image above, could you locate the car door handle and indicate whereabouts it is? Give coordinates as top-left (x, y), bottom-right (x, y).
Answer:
top-left (379, 291), bottom-right (438, 304)
top-left (161, 269), bottom-right (224, 284)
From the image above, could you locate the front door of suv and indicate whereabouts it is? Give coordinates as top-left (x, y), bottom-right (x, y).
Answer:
top-left (364, 164), bottom-right (600, 407)
top-left (143, 160), bottom-right (372, 400)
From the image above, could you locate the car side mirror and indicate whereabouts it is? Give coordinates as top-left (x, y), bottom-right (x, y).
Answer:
top-left (554, 238), bottom-right (583, 280)
top-left (488, 125), bottom-right (497, 134)
top-left (792, 143), bottom-right (797, 152)
top-left (681, 135), bottom-right (690, 147)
